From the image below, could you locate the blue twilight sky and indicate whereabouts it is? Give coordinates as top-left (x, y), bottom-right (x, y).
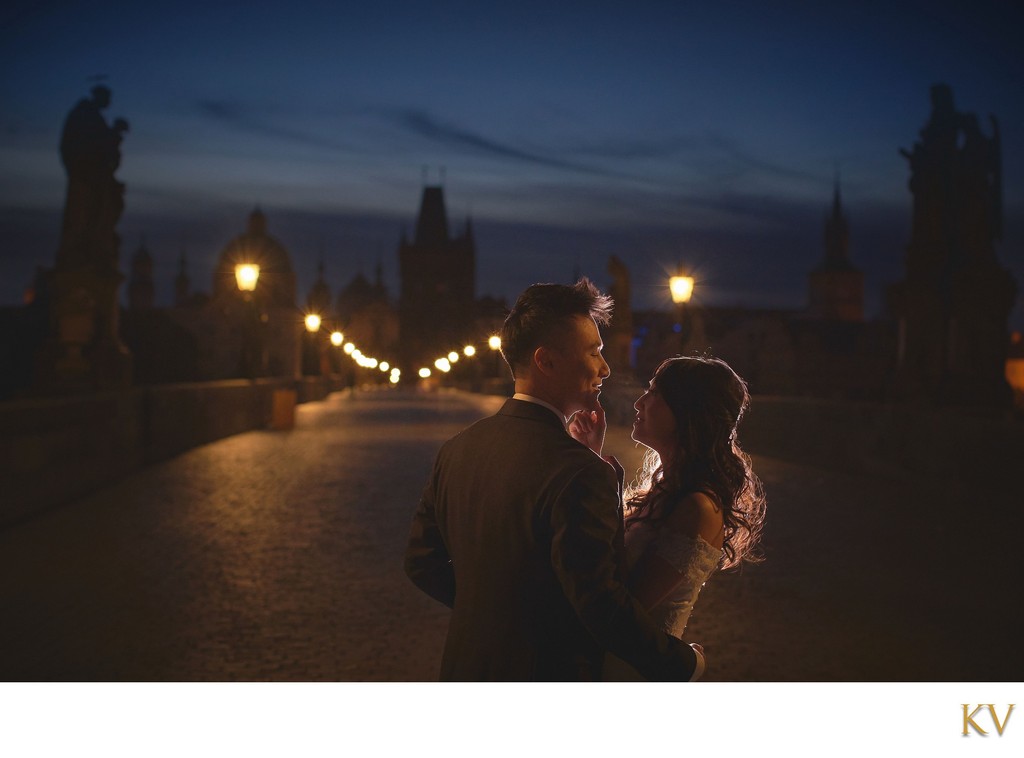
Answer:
top-left (2, 0), bottom-right (1022, 326)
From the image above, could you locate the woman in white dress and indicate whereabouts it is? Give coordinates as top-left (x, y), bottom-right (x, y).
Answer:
top-left (572, 355), bottom-right (766, 680)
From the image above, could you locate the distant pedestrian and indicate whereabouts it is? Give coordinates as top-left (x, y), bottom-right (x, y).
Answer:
top-left (404, 278), bottom-right (705, 681)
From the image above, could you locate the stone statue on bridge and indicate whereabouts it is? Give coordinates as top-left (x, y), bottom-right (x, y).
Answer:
top-left (36, 85), bottom-right (133, 392)
top-left (57, 85), bottom-right (130, 271)
top-left (888, 83), bottom-right (1016, 405)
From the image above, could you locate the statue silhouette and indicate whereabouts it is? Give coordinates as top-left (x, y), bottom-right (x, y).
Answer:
top-left (57, 85), bottom-right (130, 271)
top-left (37, 85), bottom-right (134, 391)
top-left (890, 84), bottom-right (1015, 405)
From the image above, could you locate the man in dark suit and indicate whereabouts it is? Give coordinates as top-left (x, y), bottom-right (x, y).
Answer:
top-left (404, 279), bottom-right (705, 681)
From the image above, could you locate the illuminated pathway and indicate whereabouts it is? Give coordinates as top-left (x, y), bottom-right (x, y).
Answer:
top-left (0, 388), bottom-right (1018, 681)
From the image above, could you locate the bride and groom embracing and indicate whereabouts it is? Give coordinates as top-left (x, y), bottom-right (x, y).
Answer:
top-left (404, 278), bottom-right (766, 681)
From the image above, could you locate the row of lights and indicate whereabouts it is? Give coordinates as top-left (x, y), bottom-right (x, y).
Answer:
top-left (240, 264), bottom-right (694, 385)
top-left (305, 314), bottom-right (402, 385)
top-left (413, 274), bottom-right (691, 380)
top-left (417, 335), bottom-right (502, 379)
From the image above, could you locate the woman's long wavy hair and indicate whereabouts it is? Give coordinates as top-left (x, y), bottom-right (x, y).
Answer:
top-left (624, 356), bottom-right (766, 570)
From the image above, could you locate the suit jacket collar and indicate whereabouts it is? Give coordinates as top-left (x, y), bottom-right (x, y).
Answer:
top-left (499, 397), bottom-right (568, 432)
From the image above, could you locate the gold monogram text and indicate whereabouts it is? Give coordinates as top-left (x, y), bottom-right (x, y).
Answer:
top-left (962, 704), bottom-right (1014, 736)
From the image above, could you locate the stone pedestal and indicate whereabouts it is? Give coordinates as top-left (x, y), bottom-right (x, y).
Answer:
top-left (35, 265), bottom-right (132, 392)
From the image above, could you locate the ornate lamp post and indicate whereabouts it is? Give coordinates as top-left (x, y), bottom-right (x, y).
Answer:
top-left (302, 312), bottom-right (323, 376)
top-left (235, 263), bottom-right (262, 378)
top-left (670, 274), bottom-right (694, 353)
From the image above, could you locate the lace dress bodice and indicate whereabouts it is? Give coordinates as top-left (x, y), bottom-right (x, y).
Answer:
top-left (622, 517), bottom-right (722, 639)
top-left (603, 515), bottom-right (722, 681)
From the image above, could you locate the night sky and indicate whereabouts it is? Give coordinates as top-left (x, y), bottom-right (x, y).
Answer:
top-left (2, 0), bottom-right (1022, 327)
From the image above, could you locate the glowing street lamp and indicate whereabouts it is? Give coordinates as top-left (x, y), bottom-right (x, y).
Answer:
top-left (418, 368), bottom-right (431, 378)
top-left (463, 345), bottom-right (476, 357)
top-left (447, 351), bottom-right (459, 363)
top-left (305, 313), bottom-right (322, 333)
top-left (235, 263), bottom-right (260, 292)
top-left (670, 274), bottom-right (695, 351)
top-left (434, 357), bottom-right (451, 373)
top-left (670, 275), bottom-right (694, 304)
top-left (330, 331), bottom-right (344, 347)
top-left (343, 342), bottom-right (355, 354)
top-left (379, 361), bottom-right (390, 372)
top-left (488, 335), bottom-right (501, 351)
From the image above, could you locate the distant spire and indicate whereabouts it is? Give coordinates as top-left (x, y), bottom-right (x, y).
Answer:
top-left (832, 164), bottom-right (842, 216)
top-left (133, 235), bottom-right (152, 263)
top-left (248, 206), bottom-right (267, 234)
top-left (414, 185), bottom-right (450, 246)
top-left (307, 256), bottom-right (332, 314)
top-left (128, 234), bottom-right (155, 310)
top-left (175, 246), bottom-right (191, 307)
top-left (822, 173), bottom-right (851, 269)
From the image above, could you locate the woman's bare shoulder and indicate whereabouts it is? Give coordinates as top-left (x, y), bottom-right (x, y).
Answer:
top-left (664, 491), bottom-right (724, 547)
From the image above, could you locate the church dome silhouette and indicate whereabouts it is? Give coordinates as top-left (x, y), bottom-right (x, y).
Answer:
top-left (212, 207), bottom-right (296, 307)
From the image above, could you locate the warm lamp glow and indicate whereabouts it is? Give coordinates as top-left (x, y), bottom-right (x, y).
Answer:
top-left (448, 351), bottom-right (459, 363)
top-left (418, 368), bottom-right (431, 378)
top-left (379, 361), bottom-right (390, 372)
top-left (434, 358), bottom-right (451, 373)
top-left (389, 374), bottom-right (400, 384)
top-left (670, 276), bottom-right (694, 304)
top-left (305, 314), bottom-right (322, 332)
top-left (464, 345), bottom-right (476, 357)
top-left (343, 342), bottom-right (355, 354)
top-left (488, 335), bottom-right (501, 350)
top-left (330, 331), bottom-right (344, 346)
top-left (235, 264), bottom-right (260, 292)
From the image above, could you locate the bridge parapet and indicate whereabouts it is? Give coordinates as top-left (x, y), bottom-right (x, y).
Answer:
top-left (0, 376), bottom-right (345, 527)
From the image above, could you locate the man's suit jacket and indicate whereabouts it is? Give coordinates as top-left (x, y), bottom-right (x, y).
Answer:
top-left (404, 398), bottom-right (698, 681)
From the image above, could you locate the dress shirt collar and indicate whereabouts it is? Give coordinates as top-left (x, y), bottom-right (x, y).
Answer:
top-left (512, 393), bottom-right (568, 428)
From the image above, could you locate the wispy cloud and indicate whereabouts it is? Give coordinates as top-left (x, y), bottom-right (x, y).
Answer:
top-left (193, 97), bottom-right (827, 202)
top-left (566, 132), bottom-right (825, 186)
top-left (378, 107), bottom-right (630, 179)
top-left (195, 99), bottom-right (359, 154)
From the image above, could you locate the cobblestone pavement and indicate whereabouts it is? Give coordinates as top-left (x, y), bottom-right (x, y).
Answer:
top-left (1, 388), bottom-right (1020, 681)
